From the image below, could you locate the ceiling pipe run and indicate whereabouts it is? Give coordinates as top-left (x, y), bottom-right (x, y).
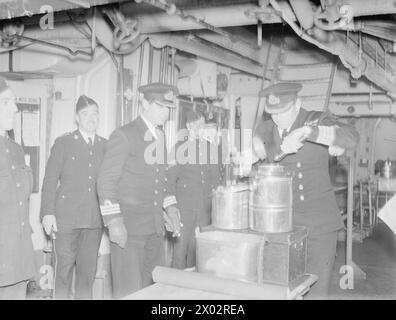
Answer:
top-left (270, 0), bottom-right (396, 98)
top-left (122, 3), bottom-right (292, 33)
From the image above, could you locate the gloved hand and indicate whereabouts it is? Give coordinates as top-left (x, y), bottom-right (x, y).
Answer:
top-left (231, 149), bottom-right (257, 177)
top-left (42, 215), bottom-right (57, 236)
top-left (252, 136), bottom-right (267, 161)
top-left (108, 217), bottom-right (128, 248)
top-left (328, 145), bottom-right (345, 156)
top-left (164, 206), bottom-right (182, 237)
top-left (280, 127), bottom-right (310, 154)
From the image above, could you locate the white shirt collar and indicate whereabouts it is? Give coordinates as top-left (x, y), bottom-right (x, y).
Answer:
top-left (277, 99), bottom-right (301, 137)
top-left (79, 130), bottom-right (95, 144)
top-left (140, 114), bottom-right (158, 139)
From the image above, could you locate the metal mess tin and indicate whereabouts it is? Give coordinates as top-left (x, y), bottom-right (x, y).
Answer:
top-left (249, 164), bottom-right (293, 233)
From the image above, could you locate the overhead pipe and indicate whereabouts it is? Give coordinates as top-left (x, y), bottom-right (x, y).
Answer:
top-left (344, 0), bottom-right (396, 17)
top-left (124, 3), bottom-right (290, 33)
top-left (122, 0), bottom-right (396, 33)
top-left (135, 0), bottom-right (244, 43)
top-left (269, 0), bottom-right (396, 98)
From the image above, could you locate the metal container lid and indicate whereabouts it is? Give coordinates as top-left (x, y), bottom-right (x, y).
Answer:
top-left (257, 164), bottom-right (289, 177)
top-left (213, 183), bottom-right (249, 194)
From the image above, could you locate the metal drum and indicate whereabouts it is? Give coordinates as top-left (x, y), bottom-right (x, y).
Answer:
top-left (382, 159), bottom-right (395, 179)
top-left (249, 164), bottom-right (293, 233)
top-left (212, 183), bottom-right (249, 230)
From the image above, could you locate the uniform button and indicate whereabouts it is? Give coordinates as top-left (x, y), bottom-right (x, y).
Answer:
top-left (62, 195), bottom-right (65, 199)
top-left (300, 195), bottom-right (305, 201)
top-left (155, 179), bottom-right (159, 183)
top-left (19, 201), bottom-right (23, 206)
top-left (88, 188), bottom-right (92, 192)
top-left (156, 168), bottom-right (159, 173)
top-left (154, 190), bottom-right (158, 194)
top-left (90, 151), bottom-right (93, 156)
top-left (72, 156), bottom-right (75, 160)
top-left (183, 184), bottom-right (186, 188)
top-left (298, 173), bottom-right (303, 179)
top-left (16, 183), bottom-right (21, 188)
top-left (202, 180), bottom-right (205, 183)
top-left (298, 184), bottom-right (304, 190)
top-left (296, 162), bottom-right (302, 168)
top-left (89, 176), bottom-right (92, 180)
top-left (5, 149), bottom-right (9, 153)
top-left (165, 167), bottom-right (169, 171)
top-left (89, 163), bottom-right (92, 167)
top-left (74, 135), bottom-right (78, 140)
top-left (11, 165), bottom-right (15, 170)
top-left (21, 222), bottom-right (25, 226)
top-left (164, 178), bottom-right (168, 182)
top-left (154, 201), bottom-right (158, 206)
top-left (163, 188), bottom-right (167, 192)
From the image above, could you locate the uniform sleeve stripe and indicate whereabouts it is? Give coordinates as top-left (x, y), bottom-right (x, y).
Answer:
top-left (163, 195), bottom-right (177, 208)
top-left (100, 203), bottom-right (120, 210)
top-left (316, 126), bottom-right (335, 146)
top-left (100, 203), bottom-right (121, 216)
top-left (100, 205), bottom-right (120, 212)
top-left (101, 209), bottom-right (121, 216)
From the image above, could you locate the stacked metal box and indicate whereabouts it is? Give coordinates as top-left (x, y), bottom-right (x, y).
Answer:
top-left (196, 164), bottom-right (308, 286)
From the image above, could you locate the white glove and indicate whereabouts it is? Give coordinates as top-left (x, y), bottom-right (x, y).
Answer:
top-left (252, 136), bottom-right (267, 160)
top-left (42, 215), bottom-right (57, 236)
top-left (164, 206), bottom-right (183, 237)
top-left (329, 145), bottom-right (345, 156)
top-left (108, 217), bottom-right (128, 249)
top-left (231, 150), bottom-right (255, 177)
top-left (280, 127), bottom-right (308, 154)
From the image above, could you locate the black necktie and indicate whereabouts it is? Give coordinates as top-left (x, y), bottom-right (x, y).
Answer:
top-left (281, 129), bottom-right (287, 139)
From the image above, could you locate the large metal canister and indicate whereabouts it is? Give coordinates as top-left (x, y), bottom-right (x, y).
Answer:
top-left (212, 183), bottom-right (249, 230)
top-left (249, 164), bottom-right (293, 233)
top-left (382, 159), bottom-right (395, 179)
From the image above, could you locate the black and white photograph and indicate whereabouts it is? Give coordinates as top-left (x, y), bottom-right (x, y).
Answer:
top-left (0, 0), bottom-right (396, 305)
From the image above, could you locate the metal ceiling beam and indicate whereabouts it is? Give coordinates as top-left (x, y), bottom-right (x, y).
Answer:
top-left (346, 0), bottom-right (396, 17)
top-left (0, 0), bottom-right (128, 20)
top-left (123, 3), bottom-right (289, 33)
top-left (148, 32), bottom-right (264, 77)
top-left (192, 29), bottom-right (270, 65)
top-left (270, 0), bottom-right (396, 97)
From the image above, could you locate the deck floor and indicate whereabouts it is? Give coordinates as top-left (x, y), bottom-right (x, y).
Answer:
top-left (329, 222), bottom-right (396, 299)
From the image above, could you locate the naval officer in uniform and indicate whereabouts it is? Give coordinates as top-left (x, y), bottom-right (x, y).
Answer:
top-left (40, 95), bottom-right (107, 299)
top-left (248, 82), bottom-right (359, 299)
top-left (0, 77), bottom-right (36, 300)
top-left (97, 83), bottom-right (181, 299)
top-left (165, 108), bottom-right (224, 269)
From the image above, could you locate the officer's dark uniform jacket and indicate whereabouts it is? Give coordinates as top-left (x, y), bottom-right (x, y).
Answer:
top-left (0, 135), bottom-right (35, 286)
top-left (97, 116), bottom-right (170, 235)
top-left (165, 138), bottom-right (224, 227)
top-left (40, 130), bottom-right (107, 229)
top-left (255, 108), bottom-right (359, 236)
